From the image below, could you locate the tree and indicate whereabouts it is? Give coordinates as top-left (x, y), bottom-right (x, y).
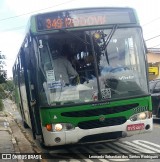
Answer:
top-left (2, 80), bottom-right (14, 100)
top-left (2, 80), bottom-right (14, 92)
top-left (0, 51), bottom-right (7, 84)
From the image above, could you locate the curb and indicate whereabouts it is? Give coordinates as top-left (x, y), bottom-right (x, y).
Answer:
top-left (6, 112), bottom-right (24, 162)
top-left (7, 111), bottom-right (44, 162)
top-left (2, 100), bottom-right (48, 162)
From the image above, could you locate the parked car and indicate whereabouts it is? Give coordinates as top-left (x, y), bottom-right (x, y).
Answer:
top-left (149, 79), bottom-right (160, 119)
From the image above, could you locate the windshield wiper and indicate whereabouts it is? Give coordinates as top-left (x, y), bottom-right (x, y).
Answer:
top-left (104, 25), bottom-right (118, 49)
top-left (103, 25), bottom-right (118, 65)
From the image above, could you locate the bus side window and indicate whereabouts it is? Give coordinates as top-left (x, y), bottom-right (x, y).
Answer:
top-left (40, 44), bottom-right (52, 71)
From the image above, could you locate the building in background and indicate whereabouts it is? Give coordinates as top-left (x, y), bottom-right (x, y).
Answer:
top-left (147, 48), bottom-right (160, 80)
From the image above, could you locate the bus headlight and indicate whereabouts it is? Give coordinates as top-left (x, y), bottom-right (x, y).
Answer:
top-left (138, 112), bottom-right (147, 120)
top-left (45, 123), bottom-right (75, 132)
top-left (53, 123), bottom-right (75, 132)
top-left (130, 111), bottom-right (150, 121)
top-left (55, 124), bottom-right (63, 131)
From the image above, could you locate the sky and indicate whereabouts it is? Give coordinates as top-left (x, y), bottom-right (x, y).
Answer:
top-left (0, 0), bottom-right (160, 78)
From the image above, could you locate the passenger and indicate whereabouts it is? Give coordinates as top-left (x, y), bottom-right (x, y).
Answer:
top-left (51, 44), bottom-right (78, 85)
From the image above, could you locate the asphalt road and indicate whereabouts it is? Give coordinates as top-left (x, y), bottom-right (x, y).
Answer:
top-left (3, 99), bottom-right (160, 162)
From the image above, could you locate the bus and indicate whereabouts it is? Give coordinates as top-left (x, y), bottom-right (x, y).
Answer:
top-left (12, 7), bottom-right (153, 147)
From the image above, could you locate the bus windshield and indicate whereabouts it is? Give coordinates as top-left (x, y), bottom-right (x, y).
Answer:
top-left (37, 27), bottom-right (148, 106)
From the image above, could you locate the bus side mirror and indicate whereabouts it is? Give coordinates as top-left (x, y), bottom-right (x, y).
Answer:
top-left (144, 41), bottom-right (148, 54)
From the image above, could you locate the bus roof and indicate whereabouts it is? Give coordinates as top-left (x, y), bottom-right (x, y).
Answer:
top-left (27, 7), bottom-right (139, 34)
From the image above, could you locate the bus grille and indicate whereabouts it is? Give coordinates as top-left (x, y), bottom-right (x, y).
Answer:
top-left (61, 103), bottom-right (138, 117)
top-left (78, 116), bottom-right (126, 129)
top-left (79, 131), bottom-right (123, 143)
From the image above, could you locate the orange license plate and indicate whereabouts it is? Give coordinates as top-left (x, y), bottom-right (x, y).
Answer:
top-left (127, 123), bottom-right (145, 131)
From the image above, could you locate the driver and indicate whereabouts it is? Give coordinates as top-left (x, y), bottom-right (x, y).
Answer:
top-left (51, 43), bottom-right (78, 85)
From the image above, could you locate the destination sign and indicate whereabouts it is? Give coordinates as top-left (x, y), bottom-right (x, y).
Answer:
top-left (36, 8), bottom-right (136, 31)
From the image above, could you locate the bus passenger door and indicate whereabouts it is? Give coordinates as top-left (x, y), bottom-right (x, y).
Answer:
top-left (25, 39), bottom-right (42, 138)
top-left (19, 50), bottom-right (32, 129)
top-left (20, 41), bottom-right (41, 139)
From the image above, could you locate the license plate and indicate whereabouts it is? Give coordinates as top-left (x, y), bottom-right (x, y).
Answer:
top-left (127, 123), bottom-right (145, 131)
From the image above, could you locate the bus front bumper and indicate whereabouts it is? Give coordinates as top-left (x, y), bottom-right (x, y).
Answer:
top-left (42, 118), bottom-right (153, 146)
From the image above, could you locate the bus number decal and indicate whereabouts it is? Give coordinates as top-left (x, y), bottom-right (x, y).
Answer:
top-left (46, 18), bottom-right (63, 29)
top-left (65, 18), bottom-right (74, 27)
top-left (46, 19), bottom-right (52, 29)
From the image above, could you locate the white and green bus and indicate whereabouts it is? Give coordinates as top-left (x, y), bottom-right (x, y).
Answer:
top-left (13, 7), bottom-right (153, 146)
